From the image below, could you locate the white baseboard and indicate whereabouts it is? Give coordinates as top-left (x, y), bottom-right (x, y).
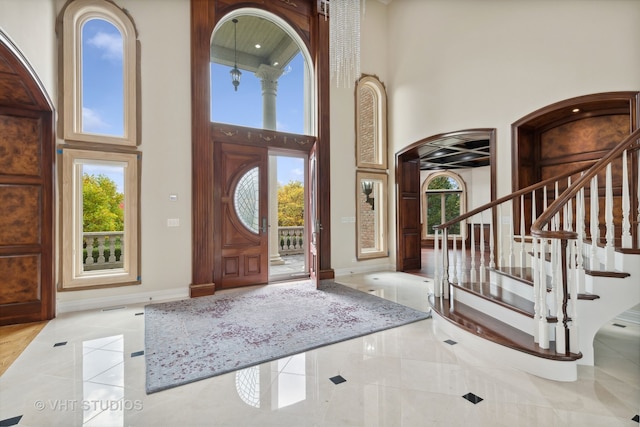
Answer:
top-left (334, 262), bottom-right (394, 277)
top-left (56, 287), bottom-right (189, 314)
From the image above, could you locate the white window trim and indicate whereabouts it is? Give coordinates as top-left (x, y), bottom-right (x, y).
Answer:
top-left (421, 171), bottom-right (467, 239)
top-left (61, 0), bottom-right (138, 146)
top-left (60, 148), bottom-right (140, 290)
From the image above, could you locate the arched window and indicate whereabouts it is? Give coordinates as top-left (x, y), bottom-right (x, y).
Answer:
top-left (58, 0), bottom-right (140, 290)
top-left (209, 9), bottom-right (315, 136)
top-left (60, 0), bottom-right (139, 146)
top-left (421, 172), bottom-right (466, 238)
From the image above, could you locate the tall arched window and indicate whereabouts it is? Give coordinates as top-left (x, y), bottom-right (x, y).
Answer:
top-left (58, 0), bottom-right (140, 290)
top-left (61, 0), bottom-right (139, 146)
top-left (422, 172), bottom-right (466, 239)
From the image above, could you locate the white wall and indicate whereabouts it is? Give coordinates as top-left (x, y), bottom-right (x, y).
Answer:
top-left (331, 0), bottom-right (640, 272)
top-left (331, 0), bottom-right (392, 274)
top-left (1, 0), bottom-right (193, 311)
top-left (57, 0), bottom-right (193, 309)
top-left (0, 1), bottom-right (57, 101)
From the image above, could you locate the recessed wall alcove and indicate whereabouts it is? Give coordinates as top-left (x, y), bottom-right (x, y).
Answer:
top-left (512, 91), bottom-right (640, 241)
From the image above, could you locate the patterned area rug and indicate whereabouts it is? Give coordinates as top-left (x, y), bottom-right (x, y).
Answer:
top-left (145, 280), bottom-right (430, 393)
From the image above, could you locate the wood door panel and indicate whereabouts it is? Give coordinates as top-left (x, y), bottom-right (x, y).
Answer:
top-left (0, 35), bottom-right (54, 325)
top-left (0, 255), bottom-right (40, 305)
top-left (0, 115), bottom-right (41, 176)
top-left (221, 206), bottom-right (261, 247)
top-left (0, 185), bottom-right (41, 246)
top-left (215, 142), bottom-right (268, 289)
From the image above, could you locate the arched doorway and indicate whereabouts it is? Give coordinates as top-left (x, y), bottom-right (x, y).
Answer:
top-left (395, 129), bottom-right (496, 271)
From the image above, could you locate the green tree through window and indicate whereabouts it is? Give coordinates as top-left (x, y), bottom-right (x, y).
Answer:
top-left (278, 180), bottom-right (304, 226)
top-left (83, 173), bottom-right (124, 232)
top-left (426, 175), bottom-right (462, 235)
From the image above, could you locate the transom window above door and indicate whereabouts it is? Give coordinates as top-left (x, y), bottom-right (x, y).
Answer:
top-left (209, 9), bottom-right (315, 136)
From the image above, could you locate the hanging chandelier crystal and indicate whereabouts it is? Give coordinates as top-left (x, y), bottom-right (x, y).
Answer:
top-left (328, 0), bottom-right (363, 88)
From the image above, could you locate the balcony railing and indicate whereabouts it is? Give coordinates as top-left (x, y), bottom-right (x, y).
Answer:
top-left (82, 227), bottom-right (303, 271)
top-left (278, 226), bottom-right (304, 255)
top-left (83, 231), bottom-right (124, 271)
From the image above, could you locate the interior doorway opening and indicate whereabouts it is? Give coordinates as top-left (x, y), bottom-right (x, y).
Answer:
top-left (269, 152), bottom-right (309, 281)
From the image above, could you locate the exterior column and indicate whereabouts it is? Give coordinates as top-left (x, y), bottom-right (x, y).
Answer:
top-left (256, 64), bottom-right (285, 266)
top-left (255, 64), bottom-right (284, 131)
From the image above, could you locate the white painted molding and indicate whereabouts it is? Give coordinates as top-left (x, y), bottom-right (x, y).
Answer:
top-left (56, 287), bottom-right (189, 314)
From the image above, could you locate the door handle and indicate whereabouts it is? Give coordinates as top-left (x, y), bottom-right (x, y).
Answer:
top-left (262, 217), bottom-right (268, 234)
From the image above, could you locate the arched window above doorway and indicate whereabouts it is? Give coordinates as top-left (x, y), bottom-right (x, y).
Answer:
top-left (422, 171), bottom-right (467, 239)
top-left (209, 9), bottom-right (315, 136)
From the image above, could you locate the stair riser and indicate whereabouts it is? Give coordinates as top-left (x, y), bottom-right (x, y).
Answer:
top-left (490, 271), bottom-right (534, 300)
top-left (451, 287), bottom-right (542, 336)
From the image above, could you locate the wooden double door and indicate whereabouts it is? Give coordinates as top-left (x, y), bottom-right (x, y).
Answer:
top-left (213, 142), bottom-right (320, 290)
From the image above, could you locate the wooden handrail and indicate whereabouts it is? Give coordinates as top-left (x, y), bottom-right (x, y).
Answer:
top-left (433, 162), bottom-right (595, 231)
top-left (531, 128), bottom-right (640, 240)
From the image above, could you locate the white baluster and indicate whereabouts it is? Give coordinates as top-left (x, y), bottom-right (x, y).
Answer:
top-left (530, 190), bottom-right (539, 343)
top-left (604, 164), bottom-right (614, 269)
top-left (565, 177), bottom-right (573, 232)
top-left (590, 175), bottom-right (599, 270)
top-left (108, 236), bottom-right (116, 263)
top-left (470, 219), bottom-right (477, 283)
top-left (434, 229), bottom-right (441, 298)
top-left (576, 185), bottom-right (586, 295)
top-left (442, 229), bottom-right (450, 299)
top-left (452, 235), bottom-right (458, 285)
top-left (621, 150), bottom-right (632, 248)
top-left (538, 235), bottom-right (549, 349)
top-left (489, 209), bottom-right (495, 269)
top-left (498, 204), bottom-right (504, 269)
top-left (520, 195), bottom-right (526, 269)
top-left (461, 227), bottom-right (468, 284)
top-left (509, 201), bottom-right (515, 268)
top-left (85, 238), bottom-right (94, 265)
top-left (479, 212), bottom-right (486, 282)
top-left (554, 239), bottom-right (567, 353)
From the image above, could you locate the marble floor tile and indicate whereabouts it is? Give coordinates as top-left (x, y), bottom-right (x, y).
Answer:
top-left (0, 272), bottom-right (637, 426)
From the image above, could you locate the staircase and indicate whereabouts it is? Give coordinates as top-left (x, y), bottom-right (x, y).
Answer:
top-left (429, 128), bottom-right (640, 382)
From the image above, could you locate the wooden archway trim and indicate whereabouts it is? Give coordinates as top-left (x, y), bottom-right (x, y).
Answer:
top-left (395, 128), bottom-right (497, 272)
top-left (0, 31), bottom-right (55, 325)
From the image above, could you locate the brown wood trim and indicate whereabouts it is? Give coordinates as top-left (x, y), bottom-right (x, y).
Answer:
top-left (191, 0), bottom-right (332, 290)
top-left (531, 128), bottom-right (640, 240)
top-left (190, 283), bottom-right (215, 297)
top-left (430, 296), bottom-right (581, 361)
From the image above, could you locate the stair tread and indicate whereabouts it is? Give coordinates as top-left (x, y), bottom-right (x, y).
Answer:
top-left (429, 296), bottom-right (581, 361)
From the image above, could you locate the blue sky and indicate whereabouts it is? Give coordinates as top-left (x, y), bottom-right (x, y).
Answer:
top-left (81, 19), bottom-right (305, 189)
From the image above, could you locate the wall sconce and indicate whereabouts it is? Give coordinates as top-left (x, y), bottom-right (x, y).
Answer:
top-left (361, 180), bottom-right (375, 210)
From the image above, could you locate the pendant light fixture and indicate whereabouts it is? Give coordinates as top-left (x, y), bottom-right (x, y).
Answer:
top-left (230, 18), bottom-right (241, 91)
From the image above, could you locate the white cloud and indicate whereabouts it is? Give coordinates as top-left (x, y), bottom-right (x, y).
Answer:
top-left (87, 31), bottom-right (123, 61)
top-left (82, 107), bottom-right (109, 132)
top-left (290, 167), bottom-right (303, 178)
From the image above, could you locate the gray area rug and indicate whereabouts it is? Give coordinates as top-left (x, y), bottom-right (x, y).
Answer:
top-left (145, 280), bottom-right (430, 393)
